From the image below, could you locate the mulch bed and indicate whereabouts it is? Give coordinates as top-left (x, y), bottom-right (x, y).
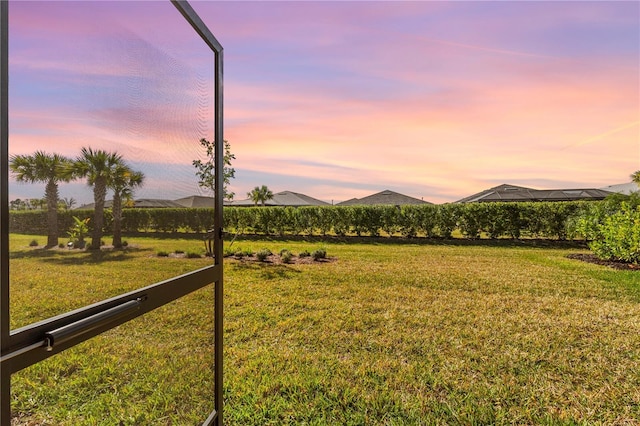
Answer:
top-left (566, 253), bottom-right (639, 271)
top-left (226, 254), bottom-right (337, 265)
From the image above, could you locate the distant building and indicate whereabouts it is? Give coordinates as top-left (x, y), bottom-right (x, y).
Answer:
top-left (599, 182), bottom-right (638, 195)
top-left (336, 190), bottom-right (431, 206)
top-left (174, 195), bottom-right (215, 208)
top-left (456, 184), bottom-right (612, 203)
top-left (77, 198), bottom-right (185, 209)
top-left (225, 190), bottom-right (330, 207)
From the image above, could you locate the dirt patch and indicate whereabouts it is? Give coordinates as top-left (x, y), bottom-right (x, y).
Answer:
top-left (225, 254), bottom-right (336, 265)
top-left (566, 253), bottom-right (639, 271)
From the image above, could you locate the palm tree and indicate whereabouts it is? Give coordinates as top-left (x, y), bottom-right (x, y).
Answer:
top-left (9, 151), bottom-right (73, 247)
top-left (61, 197), bottom-right (76, 211)
top-left (247, 185), bottom-right (274, 206)
top-left (72, 147), bottom-right (123, 250)
top-left (632, 171), bottom-right (640, 187)
top-left (110, 164), bottom-right (144, 248)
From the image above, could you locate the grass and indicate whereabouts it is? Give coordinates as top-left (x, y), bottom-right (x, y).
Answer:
top-left (8, 234), bottom-right (640, 424)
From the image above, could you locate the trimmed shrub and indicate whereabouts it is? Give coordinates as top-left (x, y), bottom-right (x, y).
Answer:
top-left (311, 248), bottom-right (327, 261)
top-left (280, 250), bottom-right (293, 264)
top-left (436, 203), bottom-right (460, 238)
top-left (299, 250), bottom-right (310, 258)
top-left (380, 205), bottom-right (400, 237)
top-left (256, 248), bottom-right (272, 262)
top-left (332, 207), bottom-right (352, 236)
top-left (458, 203), bottom-right (484, 238)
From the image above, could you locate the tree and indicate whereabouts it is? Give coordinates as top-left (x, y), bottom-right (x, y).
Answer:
top-left (9, 151), bottom-right (73, 247)
top-left (193, 138), bottom-right (236, 201)
top-left (632, 171), bottom-right (640, 187)
top-left (110, 164), bottom-right (144, 248)
top-left (60, 197), bottom-right (77, 211)
top-left (9, 199), bottom-right (27, 211)
top-left (71, 147), bottom-right (123, 250)
top-left (247, 185), bottom-right (274, 206)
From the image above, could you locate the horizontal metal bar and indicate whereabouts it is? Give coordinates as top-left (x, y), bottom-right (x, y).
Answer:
top-left (0, 340), bottom-right (45, 364)
top-left (44, 298), bottom-right (142, 349)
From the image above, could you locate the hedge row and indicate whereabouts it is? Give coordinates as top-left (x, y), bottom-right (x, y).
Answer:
top-left (8, 201), bottom-right (603, 240)
top-left (224, 202), bottom-right (590, 239)
top-left (8, 208), bottom-right (215, 236)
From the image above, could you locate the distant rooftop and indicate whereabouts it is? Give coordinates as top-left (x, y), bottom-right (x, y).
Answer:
top-left (226, 190), bottom-right (329, 207)
top-left (456, 184), bottom-right (613, 203)
top-left (77, 198), bottom-right (184, 209)
top-left (336, 190), bottom-right (431, 206)
top-left (599, 182), bottom-right (638, 195)
top-left (174, 195), bottom-right (215, 208)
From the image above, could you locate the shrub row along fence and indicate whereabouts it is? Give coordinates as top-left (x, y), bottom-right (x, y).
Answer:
top-left (8, 208), bottom-right (215, 236)
top-left (9, 198), bottom-right (635, 241)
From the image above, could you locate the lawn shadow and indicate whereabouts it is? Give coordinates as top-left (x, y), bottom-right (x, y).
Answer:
top-left (9, 246), bottom-right (153, 265)
top-left (228, 234), bottom-right (589, 250)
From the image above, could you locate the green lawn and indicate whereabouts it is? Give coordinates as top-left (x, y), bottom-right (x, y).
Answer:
top-left (9, 234), bottom-right (640, 425)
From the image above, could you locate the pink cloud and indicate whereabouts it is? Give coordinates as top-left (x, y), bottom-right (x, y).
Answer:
top-left (8, 1), bottom-right (638, 204)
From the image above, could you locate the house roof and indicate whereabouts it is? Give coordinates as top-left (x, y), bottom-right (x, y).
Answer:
top-left (456, 184), bottom-right (613, 203)
top-left (76, 198), bottom-right (185, 209)
top-left (226, 190), bottom-right (330, 207)
top-left (336, 190), bottom-right (431, 206)
top-left (599, 182), bottom-right (639, 195)
top-left (174, 195), bottom-right (215, 208)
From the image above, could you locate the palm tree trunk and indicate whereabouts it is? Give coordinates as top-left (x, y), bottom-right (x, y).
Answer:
top-left (112, 191), bottom-right (122, 248)
top-left (91, 177), bottom-right (106, 250)
top-left (45, 180), bottom-right (59, 248)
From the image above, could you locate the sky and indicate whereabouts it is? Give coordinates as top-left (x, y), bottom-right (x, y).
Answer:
top-left (7, 0), bottom-right (640, 205)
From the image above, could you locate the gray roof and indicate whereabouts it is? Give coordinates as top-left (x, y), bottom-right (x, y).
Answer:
top-left (174, 195), bottom-right (215, 208)
top-left (226, 190), bottom-right (329, 207)
top-left (76, 198), bottom-right (184, 209)
top-left (336, 190), bottom-right (431, 206)
top-left (599, 182), bottom-right (639, 195)
top-left (457, 184), bottom-right (613, 203)
top-left (129, 199), bottom-right (185, 208)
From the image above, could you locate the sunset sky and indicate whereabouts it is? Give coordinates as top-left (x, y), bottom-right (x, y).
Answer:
top-left (8, 1), bottom-right (639, 205)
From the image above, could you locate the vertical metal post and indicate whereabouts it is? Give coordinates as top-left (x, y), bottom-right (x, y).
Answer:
top-left (170, 2), bottom-right (225, 423)
top-left (213, 47), bottom-right (224, 426)
top-left (0, 1), bottom-right (11, 423)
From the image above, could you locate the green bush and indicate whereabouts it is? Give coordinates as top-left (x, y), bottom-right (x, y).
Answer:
top-left (280, 250), bottom-right (293, 264)
top-left (436, 203), bottom-right (460, 238)
top-left (316, 207), bottom-right (335, 236)
top-left (457, 203), bottom-right (483, 238)
top-left (299, 250), bottom-right (310, 258)
top-left (582, 202), bottom-right (640, 264)
top-left (332, 207), bottom-right (352, 236)
top-left (311, 248), bottom-right (327, 261)
top-left (29, 239), bottom-right (38, 247)
top-left (256, 248), bottom-right (272, 262)
top-left (380, 205), bottom-right (400, 237)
